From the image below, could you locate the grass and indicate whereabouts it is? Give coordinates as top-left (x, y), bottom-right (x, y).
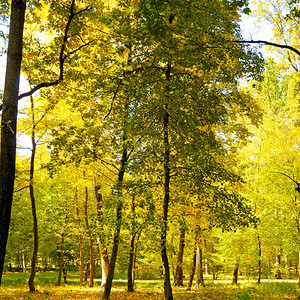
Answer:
top-left (0, 272), bottom-right (299, 299)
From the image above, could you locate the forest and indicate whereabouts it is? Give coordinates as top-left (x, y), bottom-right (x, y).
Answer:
top-left (0, 0), bottom-right (300, 299)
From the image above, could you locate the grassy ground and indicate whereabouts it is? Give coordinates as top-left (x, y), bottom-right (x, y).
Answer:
top-left (0, 272), bottom-right (299, 299)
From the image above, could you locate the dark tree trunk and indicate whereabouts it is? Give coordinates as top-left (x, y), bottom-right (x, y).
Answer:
top-left (28, 95), bottom-right (38, 293)
top-left (187, 242), bottom-right (197, 291)
top-left (0, 0), bottom-right (26, 285)
top-left (275, 253), bottom-right (282, 279)
top-left (232, 261), bottom-right (239, 284)
top-left (102, 132), bottom-right (128, 299)
top-left (63, 268), bottom-right (67, 284)
top-left (84, 263), bottom-right (89, 283)
top-left (57, 230), bottom-right (65, 286)
top-left (128, 194), bottom-right (136, 292)
top-left (127, 232), bottom-right (136, 292)
top-left (257, 233), bottom-right (261, 284)
top-left (75, 191), bottom-right (84, 285)
top-left (95, 184), bottom-right (109, 287)
top-left (102, 201), bottom-right (122, 300)
top-left (84, 187), bottom-right (94, 288)
top-left (174, 227), bottom-right (185, 286)
top-left (161, 99), bottom-right (173, 300)
top-left (132, 226), bottom-right (143, 286)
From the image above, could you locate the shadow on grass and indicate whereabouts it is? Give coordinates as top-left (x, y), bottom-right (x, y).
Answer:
top-left (1, 273), bottom-right (300, 299)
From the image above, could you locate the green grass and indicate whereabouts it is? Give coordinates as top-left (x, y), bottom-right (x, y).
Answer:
top-left (0, 272), bottom-right (299, 299)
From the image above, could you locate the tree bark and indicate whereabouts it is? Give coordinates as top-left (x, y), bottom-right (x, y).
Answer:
top-left (0, 0), bottom-right (26, 285)
top-left (57, 228), bottom-right (65, 286)
top-left (94, 184), bottom-right (109, 287)
top-left (174, 227), bottom-right (185, 286)
top-left (257, 232), bottom-right (261, 284)
top-left (102, 201), bottom-right (122, 300)
top-left (102, 123), bottom-right (128, 299)
top-left (232, 261), bottom-right (239, 284)
top-left (187, 242), bottom-right (197, 291)
top-left (75, 191), bottom-right (84, 285)
top-left (127, 194), bottom-right (136, 292)
top-left (22, 253), bottom-right (27, 273)
top-left (84, 187), bottom-right (94, 287)
top-left (196, 244), bottom-right (204, 286)
top-left (28, 95), bottom-right (38, 293)
top-left (161, 99), bottom-right (173, 300)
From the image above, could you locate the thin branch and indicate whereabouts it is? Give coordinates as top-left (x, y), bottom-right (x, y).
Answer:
top-left (268, 170), bottom-right (300, 193)
top-left (104, 79), bottom-right (122, 120)
top-left (233, 40), bottom-right (300, 57)
top-left (16, 1), bottom-right (92, 101)
top-left (14, 185), bottom-right (30, 193)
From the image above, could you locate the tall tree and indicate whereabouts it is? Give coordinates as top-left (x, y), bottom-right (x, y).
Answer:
top-left (0, 0), bottom-right (26, 284)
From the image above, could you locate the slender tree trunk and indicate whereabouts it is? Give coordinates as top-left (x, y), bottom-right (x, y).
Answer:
top-left (75, 191), bottom-right (84, 285)
top-left (275, 252), bottom-right (282, 279)
top-left (127, 232), bottom-right (136, 292)
top-left (128, 194), bottom-right (136, 292)
top-left (196, 244), bottom-right (204, 286)
top-left (102, 201), bottom-right (122, 299)
top-left (298, 251), bottom-right (300, 286)
top-left (94, 184), bottom-right (109, 287)
top-left (63, 268), bottom-right (67, 284)
top-left (257, 232), bottom-right (261, 284)
top-left (103, 131), bottom-right (128, 299)
top-left (296, 216), bottom-right (300, 285)
top-left (22, 253), bottom-right (27, 273)
top-left (57, 229), bottom-right (65, 286)
top-left (84, 263), bottom-right (89, 283)
top-left (174, 227), bottom-right (185, 286)
top-left (232, 261), bottom-right (239, 284)
top-left (132, 226), bottom-right (143, 286)
top-left (84, 187), bottom-right (94, 287)
top-left (161, 91), bottom-right (173, 299)
top-left (187, 242), bottom-right (197, 291)
top-left (28, 95), bottom-right (38, 293)
top-left (0, 0), bottom-right (26, 285)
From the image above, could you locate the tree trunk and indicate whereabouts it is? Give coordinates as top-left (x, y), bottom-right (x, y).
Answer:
top-left (174, 227), bottom-right (185, 286)
top-left (84, 262), bottom-right (89, 283)
top-left (275, 253), bottom-right (282, 279)
top-left (257, 232), bottom-right (261, 284)
top-left (196, 244), bottom-right (204, 286)
top-left (298, 251), bottom-right (300, 286)
top-left (127, 232), bottom-right (136, 292)
top-left (128, 194), bottom-right (136, 292)
top-left (132, 226), bottom-right (143, 286)
top-left (75, 191), bottom-right (84, 285)
top-left (63, 268), bottom-right (67, 284)
top-left (22, 253), bottom-right (27, 273)
top-left (102, 136), bottom-right (128, 299)
top-left (94, 184), bottom-right (109, 287)
top-left (160, 86), bottom-right (173, 299)
top-left (57, 229), bottom-right (65, 286)
top-left (102, 201), bottom-right (122, 300)
top-left (232, 261), bottom-right (239, 284)
top-left (84, 187), bottom-right (94, 288)
top-left (0, 0), bottom-right (26, 285)
top-left (28, 95), bottom-right (38, 293)
top-left (187, 242), bottom-right (197, 291)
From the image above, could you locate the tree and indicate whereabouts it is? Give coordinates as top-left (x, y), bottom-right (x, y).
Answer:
top-left (0, 0), bottom-right (26, 284)
top-left (0, 0), bottom-right (96, 283)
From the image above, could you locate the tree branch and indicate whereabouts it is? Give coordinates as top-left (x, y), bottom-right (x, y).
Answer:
top-left (234, 40), bottom-right (300, 57)
top-left (16, 2), bottom-right (92, 101)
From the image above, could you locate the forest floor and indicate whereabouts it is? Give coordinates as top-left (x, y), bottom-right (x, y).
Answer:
top-left (0, 272), bottom-right (299, 299)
